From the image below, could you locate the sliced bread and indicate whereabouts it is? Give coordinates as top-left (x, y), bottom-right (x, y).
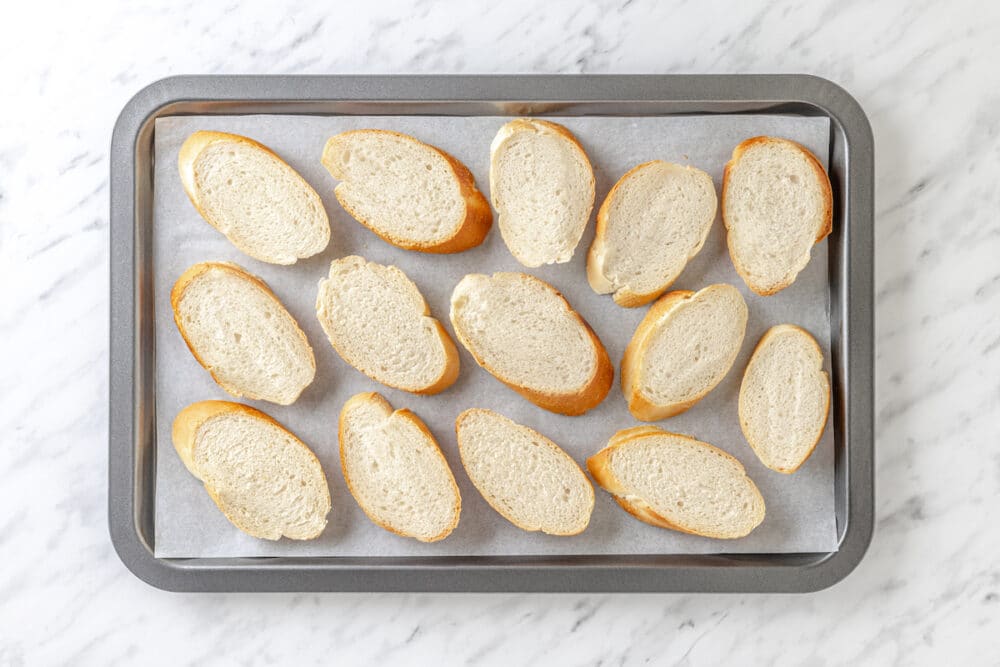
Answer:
top-left (321, 129), bottom-right (492, 253)
top-left (621, 284), bottom-right (747, 421)
top-left (339, 393), bottom-right (461, 542)
top-left (739, 324), bottom-right (831, 473)
top-left (449, 272), bottom-right (613, 415)
top-left (587, 426), bottom-right (765, 539)
top-left (171, 262), bottom-right (316, 405)
top-left (178, 131), bottom-right (330, 264)
top-left (722, 136), bottom-right (833, 296)
top-left (489, 119), bottom-right (595, 267)
top-left (315, 256), bottom-right (459, 394)
top-left (587, 161), bottom-right (717, 307)
top-left (455, 408), bottom-right (594, 535)
top-left (172, 401), bottom-right (331, 540)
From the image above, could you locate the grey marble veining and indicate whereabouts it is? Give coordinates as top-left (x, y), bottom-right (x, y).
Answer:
top-left (1, 0), bottom-right (999, 664)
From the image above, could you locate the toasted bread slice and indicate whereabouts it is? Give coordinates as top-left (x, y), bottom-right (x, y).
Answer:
top-left (455, 409), bottom-right (594, 535)
top-left (489, 119), bottom-right (595, 267)
top-left (172, 401), bottom-right (331, 540)
top-left (621, 283), bottom-right (747, 421)
top-left (321, 129), bottom-right (492, 253)
top-left (339, 393), bottom-right (461, 542)
top-left (587, 161), bottom-right (717, 307)
top-left (739, 324), bottom-right (831, 473)
top-left (171, 262), bottom-right (316, 405)
top-left (722, 136), bottom-right (833, 296)
top-left (315, 256), bottom-right (459, 394)
top-left (178, 131), bottom-right (330, 264)
top-left (587, 426), bottom-right (765, 539)
top-left (449, 272), bottom-right (613, 415)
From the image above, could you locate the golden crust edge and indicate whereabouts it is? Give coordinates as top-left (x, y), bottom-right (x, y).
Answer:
top-left (170, 261), bottom-right (316, 405)
top-left (322, 129), bottom-right (492, 254)
top-left (178, 130), bottom-right (329, 265)
top-left (455, 408), bottom-right (594, 536)
top-left (586, 427), bottom-right (765, 539)
top-left (721, 136), bottom-right (833, 296)
top-left (587, 160), bottom-right (716, 307)
top-left (171, 400), bottom-right (331, 541)
top-left (738, 324), bottom-right (831, 474)
top-left (338, 392), bottom-right (461, 542)
top-left (621, 285), bottom-right (747, 421)
top-left (489, 118), bottom-right (596, 267)
top-left (314, 257), bottom-right (460, 395)
top-left (450, 272), bottom-right (613, 416)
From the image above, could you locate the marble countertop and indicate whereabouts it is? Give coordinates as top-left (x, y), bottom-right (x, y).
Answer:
top-left (2, 1), bottom-right (998, 664)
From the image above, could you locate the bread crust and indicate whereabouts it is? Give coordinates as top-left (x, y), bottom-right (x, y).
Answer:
top-left (738, 324), bottom-right (831, 473)
top-left (455, 408), bottom-right (594, 535)
top-left (586, 427), bottom-right (765, 539)
top-left (489, 118), bottom-right (596, 267)
top-left (338, 392), bottom-right (461, 542)
top-left (450, 272), bottom-right (613, 416)
top-left (621, 285), bottom-right (746, 421)
top-left (172, 400), bottom-right (331, 540)
top-left (315, 257), bottom-right (460, 395)
top-left (721, 136), bottom-right (833, 296)
top-left (587, 161), bottom-right (661, 308)
top-left (321, 129), bottom-right (492, 253)
top-left (178, 130), bottom-right (330, 264)
top-left (417, 320), bottom-right (462, 395)
top-left (620, 290), bottom-right (695, 420)
top-left (171, 261), bottom-right (316, 405)
top-left (587, 161), bottom-right (716, 308)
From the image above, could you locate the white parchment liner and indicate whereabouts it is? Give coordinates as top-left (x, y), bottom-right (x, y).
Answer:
top-left (152, 114), bottom-right (837, 557)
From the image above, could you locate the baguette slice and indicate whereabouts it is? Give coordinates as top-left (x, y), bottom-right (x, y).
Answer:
top-left (178, 131), bottom-right (330, 264)
top-left (739, 324), bottom-right (831, 473)
top-left (722, 136), bottom-right (833, 296)
top-left (489, 119), bottom-right (595, 267)
top-left (622, 284), bottom-right (747, 421)
top-left (456, 408), bottom-right (594, 535)
top-left (450, 272), bottom-right (613, 415)
top-left (171, 262), bottom-right (316, 405)
top-left (587, 161), bottom-right (717, 307)
top-left (322, 129), bottom-right (492, 253)
top-left (587, 426), bottom-right (765, 539)
top-left (339, 393), bottom-right (461, 542)
top-left (315, 256), bottom-right (459, 394)
top-left (172, 401), bottom-right (331, 540)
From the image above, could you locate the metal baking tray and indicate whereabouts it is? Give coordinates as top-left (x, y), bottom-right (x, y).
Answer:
top-left (109, 75), bottom-right (874, 592)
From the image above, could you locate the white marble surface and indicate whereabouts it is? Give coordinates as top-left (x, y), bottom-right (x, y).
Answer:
top-left (1, 0), bottom-right (998, 664)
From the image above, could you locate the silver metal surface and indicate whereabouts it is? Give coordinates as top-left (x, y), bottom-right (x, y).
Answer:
top-left (109, 75), bottom-right (874, 592)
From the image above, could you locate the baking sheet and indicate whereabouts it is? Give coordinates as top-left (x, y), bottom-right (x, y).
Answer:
top-left (152, 113), bottom-right (836, 557)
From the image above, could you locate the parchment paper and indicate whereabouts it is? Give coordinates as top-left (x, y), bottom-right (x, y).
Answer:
top-left (152, 113), bottom-right (837, 557)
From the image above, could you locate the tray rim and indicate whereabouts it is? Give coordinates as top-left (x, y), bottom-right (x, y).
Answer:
top-left (109, 74), bottom-right (874, 593)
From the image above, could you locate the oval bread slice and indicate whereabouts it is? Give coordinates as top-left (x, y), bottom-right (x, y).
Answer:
top-left (315, 256), bottom-right (459, 394)
top-left (739, 324), bottom-right (831, 473)
top-left (455, 408), bottom-right (594, 535)
top-left (587, 161), bottom-right (717, 307)
top-left (622, 284), bottom-right (747, 421)
top-left (450, 272), bottom-right (613, 415)
top-left (172, 401), bottom-right (331, 540)
top-left (339, 393), bottom-right (461, 542)
top-left (587, 426), bottom-right (765, 539)
top-left (171, 262), bottom-right (316, 405)
top-left (722, 136), bottom-right (833, 296)
top-left (322, 129), bottom-right (492, 253)
top-left (178, 131), bottom-right (330, 264)
top-left (489, 119), bottom-right (595, 267)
